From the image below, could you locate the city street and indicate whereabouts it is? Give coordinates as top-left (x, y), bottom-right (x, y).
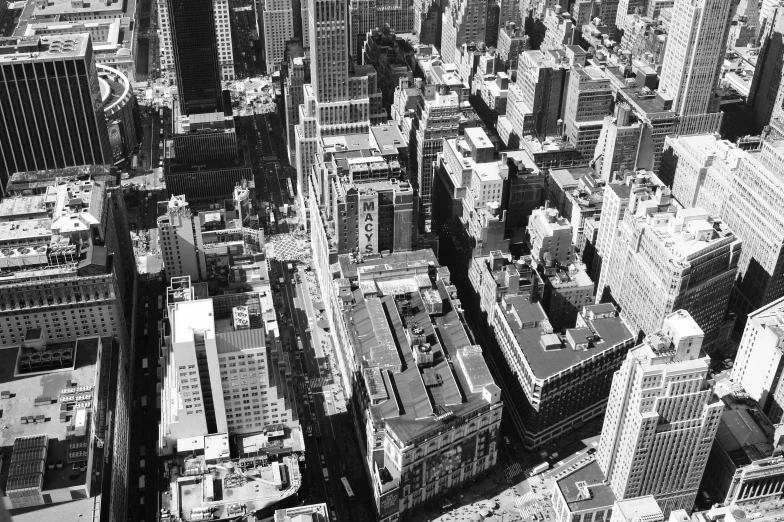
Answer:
top-left (250, 108), bottom-right (376, 521)
top-left (125, 189), bottom-right (165, 522)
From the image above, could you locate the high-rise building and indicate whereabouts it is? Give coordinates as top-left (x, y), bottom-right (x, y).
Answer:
top-left (748, 5), bottom-right (784, 132)
top-left (340, 261), bottom-right (503, 521)
top-left (0, 167), bottom-right (137, 522)
top-left (730, 296), bottom-right (784, 423)
top-left (263, 0), bottom-right (296, 72)
top-left (493, 299), bottom-right (634, 448)
top-left (661, 134), bottom-right (784, 317)
top-left (331, 178), bottom-right (418, 254)
top-left (501, 49), bottom-right (569, 147)
top-left (412, 85), bottom-right (461, 214)
top-left (593, 104), bottom-right (644, 184)
top-left (168, 0), bottom-right (223, 114)
top-left (284, 53), bottom-right (310, 162)
top-left (563, 65), bottom-right (615, 159)
top-left (0, 336), bottom-right (117, 514)
top-left (486, 0), bottom-right (502, 46)
top-left (497, 21), bottom-right (527, 70)
top-left (415, 0), bottom-right (444, 45)
top-left (160, 276), bottom-right (298, 453)
top-left (600, 204), bottom-right (742, 352)
top-left (0, 35), bottom-right (112, 194)
top-left (172, 111), bottom-right (237, 164)
top-left (350, 0), bottom-right (377, 59)
top-left (592, 172), bottom-right (667, 284)
top-left (157, 185), bottom-right (262, 283)
top-left (597, 310), bottom-right (724, 515)
top-left (700, 377), bottom-right (784, 511)
top-left (214, 0), bottom-right (235, 81)
top-left (527, 207), bottom-right (573, 267)
top-left (541, 263), bottom-right (596, 331)
top-left (294, 0), bottom-right (385, 225)
top-left (657, 0), bottom-right (736, 134)
top-left (158, 0), bottom-right (175, 80)
top-left (441, 0), bottom-right (488, 64)
top-left (377, 0), bottom-right (416, 33)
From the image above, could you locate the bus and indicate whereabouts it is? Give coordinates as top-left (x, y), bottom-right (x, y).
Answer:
top-left (286, 178), bottom-right (295, 199)
top-left (340, 477), bottom-right (355, 500)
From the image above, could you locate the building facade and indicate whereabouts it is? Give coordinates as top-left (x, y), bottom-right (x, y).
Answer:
top-left (159, 277), bottom-right (297, 454)
top-left (730, 296), bottom-right (784, 423)
top-left (167, 0), bottom-right (223, 114)
top-left (493, 300), bottom-right (635, 448)
top-left (0, 35), bottom-right (112, 195)
top-left (600, 205), bottom-right (741, 352)
top-left (262, 0), bottom-right (295, 72)
top-left (597, 310), bottom-right (724, 515)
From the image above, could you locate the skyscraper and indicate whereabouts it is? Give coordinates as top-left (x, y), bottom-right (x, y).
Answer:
top-left (597, 310), bottom-right (724, 515)
top-left (168, 0), bottom-right (223, 114)
top-left (600, 202), bottom-right (742, 352)
top-left (441, 0), bottom-right (488, 64)
top-left (730, 296), bottom-right (784, 423)
top-left (160, 277), bottom-right (298, 453)
top-left (214, 0), bottom-right (236, 81)
top-left (657, 0), bottom-right (736, 133)
top-left (0, 35), bottom-right (112, 194)
top-left (661, 133), bottom-right (784, 318)
top-left (263, 0), bottom-right (295, 72)
top-left (294, 0), bottom-right (385, 224)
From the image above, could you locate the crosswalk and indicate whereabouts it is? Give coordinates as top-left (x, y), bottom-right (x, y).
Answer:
top-left (505, 462), bottom-right (524, 482)
top-left (308, 377), bottom-right (330, 389)
top-left (515, 492), bottom-right (536, 508)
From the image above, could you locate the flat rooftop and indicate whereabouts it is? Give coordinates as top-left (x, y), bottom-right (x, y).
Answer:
top-left (322, 133), bottom-right (372, 153)
top-left (556, 460), bottom-right (616, 511)
top-left (349, 276), bottom-right (499, 444)
top-left (338, 249), bottom-right (438, 280)
top-left (499, 295), bottom-right (633, 379)
top-left (173, 454), bottom-right (300, 522)
top-left (0, 218), bottom-right (53, 243)
top-left (614, 496), bottom-right (663, 522)
top-left (274, 503), bottom-right (329, 522)
top-left (29, 0), bottom-right (123, 16)
top-left (0, 337), bottom-right (101, 495)
top-left (0, 34), bottom-right (90, 62)
top-left (639, 208), bottom-right (739, 260)
top-left (171, 299), bottom-right (215, 345)
top-left (370, 125), bottom-right (406, 154)
top-left (0, 195), bottom-right (48, 220)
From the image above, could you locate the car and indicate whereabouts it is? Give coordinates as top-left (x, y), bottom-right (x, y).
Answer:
top-left (587, 448), bottom-right (596, 455)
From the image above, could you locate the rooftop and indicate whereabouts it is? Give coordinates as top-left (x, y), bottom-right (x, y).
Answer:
top-left (322, 133), bottom-right (372, 153)
top-left (614, 496), bottom-right (664, 522)
top-left (0, 337), bottom-right (103, 497)
top-left (370, 125), bottom-right (407, 155)
top-left (338, 250), bottom-right (438, 280)
top-left (349, 274), bottom-right (499, 444)
top-left (6, 165), bottom-right (113, 196)
top-left (274, 503), bottom-right (330, 522)
top-left (171, 293), bottom-right (265, 346)
top-left (499, 295), bottom-right (633, 379)
top-left (0, 34), bottom-right (90, 62)
top-left (747, 297), bottom-right (784, 341)
top-left (549, 265), bottom-right (593, 289)
top-left (171, 453), bottom-right (300, 522)
top-left (556, 460), bottom-right (616, 512)
top-left (0, 195), bottom-right (48, 220)
top-left (28, 0), bottom-right (123, 17)
top-left (634, 207), bottom-right (739, 261)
